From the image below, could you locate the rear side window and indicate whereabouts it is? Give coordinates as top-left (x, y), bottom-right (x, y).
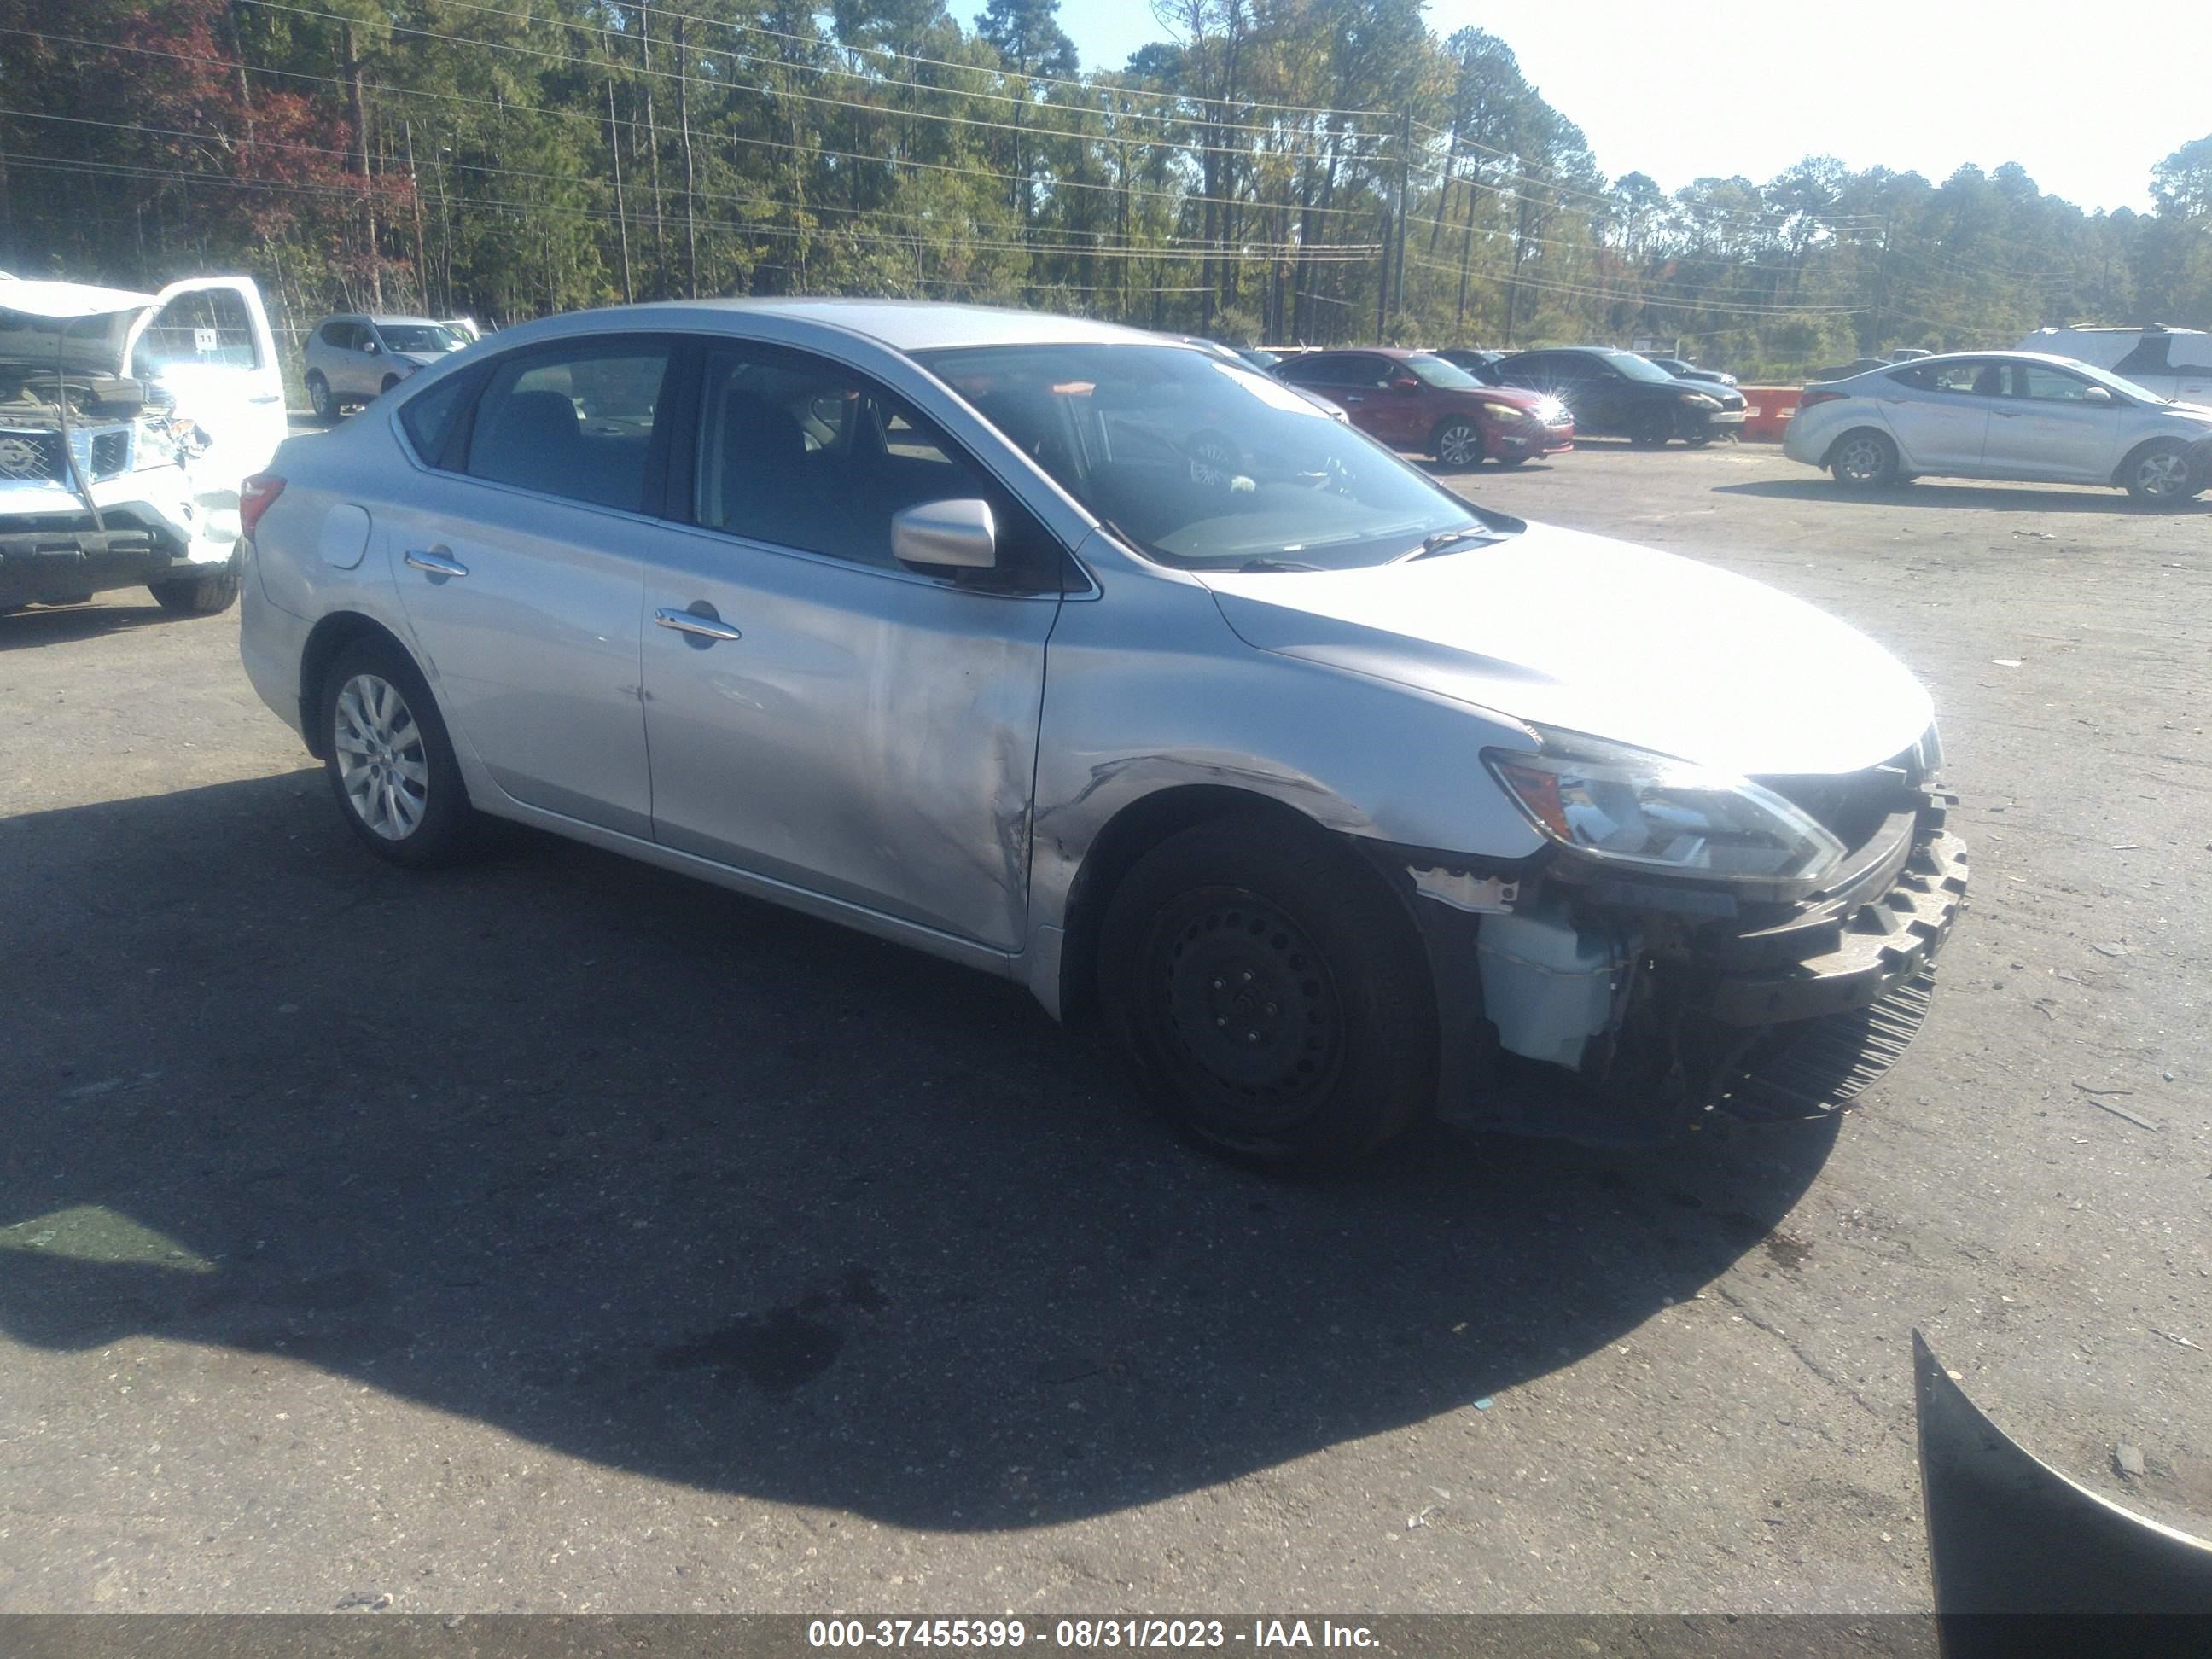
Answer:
top-left (463, 341), bottom-right (672, 513)
top-left (320, 321), bottom-right (355, 349)
top-left (136, 288), bottom-right (262, 373)
top-left (399, 370), bottom-right (476, 463)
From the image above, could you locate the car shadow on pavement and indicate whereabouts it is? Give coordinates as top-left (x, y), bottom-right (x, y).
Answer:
top-left (0, 771), bottom-right (1842, 1529)
top-left (1714, 479), bottom-right (2212, 515)
top-left (0, 602), bottom-right (197, 653)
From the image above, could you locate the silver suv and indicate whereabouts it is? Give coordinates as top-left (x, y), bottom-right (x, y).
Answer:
top-left (238, 300), bottom-right (1965, 1166)
top-left (303, 314), bottom-right (469, 419)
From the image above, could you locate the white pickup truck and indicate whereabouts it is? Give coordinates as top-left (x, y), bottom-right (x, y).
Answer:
top-left (1, 274), bottom-right (288, 614)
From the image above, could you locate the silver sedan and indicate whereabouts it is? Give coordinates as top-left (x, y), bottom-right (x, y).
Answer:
top-left (1784, 350), bottom-right (2212, 504)
top-left (240, 300), bottom-right (1963, 1165)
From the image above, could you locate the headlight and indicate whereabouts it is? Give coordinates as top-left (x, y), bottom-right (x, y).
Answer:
top-left (1477, 401), bottom-right (1526, 422)
top-left (1676, 392), bottom-right (1719, 409)
top-left (1483, 728), bottom-right (1846, 886)
top-left (1531, 396), bottom-right (1568, 423)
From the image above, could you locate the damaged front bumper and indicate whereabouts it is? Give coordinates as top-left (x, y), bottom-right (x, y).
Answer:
top-left (1379, 790), bottom-right (1969, 1143)
top-left (0, 471), bottom-right (231, 606)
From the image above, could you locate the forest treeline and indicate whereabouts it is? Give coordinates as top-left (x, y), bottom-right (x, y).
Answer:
top-left (0, 0), bottom-right (2206, 376)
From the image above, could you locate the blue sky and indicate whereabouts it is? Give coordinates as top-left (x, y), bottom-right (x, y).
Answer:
top-left (1049, 1), bottom-right (2193, 213)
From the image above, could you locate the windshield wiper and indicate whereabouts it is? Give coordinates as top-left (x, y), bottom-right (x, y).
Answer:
top-left (1231, 556), bottom-right (1326, 573)
top-left (1396, 525), bottom-right (1504, 562)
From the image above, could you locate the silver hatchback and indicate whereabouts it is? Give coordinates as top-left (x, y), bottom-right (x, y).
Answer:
top-left (302, 314), bottom-right (470, 419)
top-left (239, 300), bottom-right (1965, 1165)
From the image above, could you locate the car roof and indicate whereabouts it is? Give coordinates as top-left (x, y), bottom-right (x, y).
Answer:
top-left (363, 315), bottom-right (445, 327)
top-left (616, 298), bottom-right (1160, 352)
top-left (1844, 351), bottom-right (2097, 373)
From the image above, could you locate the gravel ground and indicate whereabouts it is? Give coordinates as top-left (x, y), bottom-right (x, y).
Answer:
top-left (1, 438), bottom-right (2206, 1616)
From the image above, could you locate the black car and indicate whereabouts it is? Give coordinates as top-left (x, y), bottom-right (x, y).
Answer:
top-left (1492, 346), bottom-right (1749, 446)
top-left (1433, 346), bottom-right (1505, 380)
top-left (1641, 353), bottom-right (1738, 388)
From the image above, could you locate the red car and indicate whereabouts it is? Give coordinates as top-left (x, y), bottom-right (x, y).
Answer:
top-left (1275, 348), bottom-right (1574, 469)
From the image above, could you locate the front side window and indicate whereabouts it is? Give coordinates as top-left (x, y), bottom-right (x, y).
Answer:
top-left (691, 344), bottom-right (1055, 585)
top-left (1604, 352), bottom-right (1674, 383)
top-left (2113, 336), bottom-right (2170, 376)
top-left (920, 343), bottom-right (1513, 573)
top-left (463, 340), bottom-right (671, 512)
top-left (2010, 364), bottom-right (2098, 402)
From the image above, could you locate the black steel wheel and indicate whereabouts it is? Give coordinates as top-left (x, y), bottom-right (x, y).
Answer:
top-left (1097, 814), bottom-right (1436, 1166)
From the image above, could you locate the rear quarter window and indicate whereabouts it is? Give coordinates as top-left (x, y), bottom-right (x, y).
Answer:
top-left (398, 370), bottom-right (478, 465)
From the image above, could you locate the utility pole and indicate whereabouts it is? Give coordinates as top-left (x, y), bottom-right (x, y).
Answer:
top-left (1373, 132), bottom-right (1389, 343)
top-left (607, 79), bottom-right (632, 304)
top-left (1393, 108), bottom-right (1411, 321)
top-left (1869, 214), bottom-right (1892, 353)
top-left (676, 17), bottom-right (698, 298)
top-left (342, 23), bottom-right (381, 308)
top-left (403, 119), bottom-right (428, 313)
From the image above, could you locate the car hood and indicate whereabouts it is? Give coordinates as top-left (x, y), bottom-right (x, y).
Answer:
top-left (1196, 521), bottom-right (1935, 776)
top-left (1443, 383), bottom-right (1546, 411)
top-left (395, 351), bottom-right (449, 368)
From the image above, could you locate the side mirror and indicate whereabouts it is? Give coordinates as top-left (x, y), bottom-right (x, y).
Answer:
top-left (892, 498), bottom-right (997, 573)
top-left (2081, 385), bottom-right (2115, 405)
top-left (363, 339), bottom-right (381, 355)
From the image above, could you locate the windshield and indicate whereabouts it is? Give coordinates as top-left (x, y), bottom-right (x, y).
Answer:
top-left (377, 323), bottom-right (465, 354)
top-left (1404, 354), bottom-right (1482, 389)
top-left (1609, 352), bottom-right (1678, 383)
top-left (917, 343), bottom-right (1512, 572)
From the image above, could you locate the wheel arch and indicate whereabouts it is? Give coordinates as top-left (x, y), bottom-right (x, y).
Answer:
top-left (1819, 422), bottom-right (1897, 470)
top-left (298, 609), bottom-right (416, 759)
top-left (1055, 783), bottom-right (1429, 1027)
top-left (2110, 434), bottom-right (2196, 491)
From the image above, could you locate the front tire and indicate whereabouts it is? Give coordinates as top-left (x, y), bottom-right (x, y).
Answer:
top-left (2122, 439), bottom-right (2198, 506)
top-left (1433, 417), bottom-right (1483, 469)
top-left (380, 373), bottom-right (402, 396)
top-left (1829, 428), bottom-right (1899, 488)
top-left (1097, 815), bottom-right (1437, 1167)
top-left (148, 555), bottom-right (241, 615)
top-left (1629, 409), bottom-right (1673, 447)
top-left (318, 635), bottom-right (483, 868)
top-left (306, 371), bottom-right (335, 422)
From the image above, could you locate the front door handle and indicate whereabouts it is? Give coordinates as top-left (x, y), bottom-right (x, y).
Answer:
top-left (655, 605), bottom-right (743, 643)
top-left (404, 548), bottom-right (469, 578)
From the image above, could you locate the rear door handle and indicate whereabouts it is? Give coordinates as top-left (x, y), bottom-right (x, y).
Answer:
top-left (404, 548), bottom-right (469, 578)
top-left (655, 605), bottom-right (743, 643)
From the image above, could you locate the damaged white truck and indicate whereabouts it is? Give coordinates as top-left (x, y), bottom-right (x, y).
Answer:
top-left (0, 274), bottom-right (287, 614)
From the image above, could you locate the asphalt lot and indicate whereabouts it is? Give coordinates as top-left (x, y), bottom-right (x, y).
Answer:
top-left (2, 439), bottom-right (2208, 1616)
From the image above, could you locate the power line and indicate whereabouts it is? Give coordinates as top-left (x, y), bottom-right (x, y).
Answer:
top-left (0, 24), bottom-right (1389, 226)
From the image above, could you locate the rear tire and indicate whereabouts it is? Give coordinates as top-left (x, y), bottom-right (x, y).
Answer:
top-left (2121, 439), bottom-right (2198, 506)
top-left (306, 371), bottom-right (334, 422)
top-left (148, 555), bottom-right (241, 615)
top-left (1829, 428), bottom-right (1899, 488)
top-left (1097, 814), bottom-right (1437, 1167)
top-left (317, 635), bottom-right (484, 869)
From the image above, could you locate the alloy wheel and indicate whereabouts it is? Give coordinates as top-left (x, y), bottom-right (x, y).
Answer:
top-left (1437, 422), bottom-right (1481, 467)
top-left (1836, 434), bottom-right (1889, 484)
top-left (333, 672), bottom-right (429, 840)
top-left (2133, 448), bottom-right (2191, 499)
